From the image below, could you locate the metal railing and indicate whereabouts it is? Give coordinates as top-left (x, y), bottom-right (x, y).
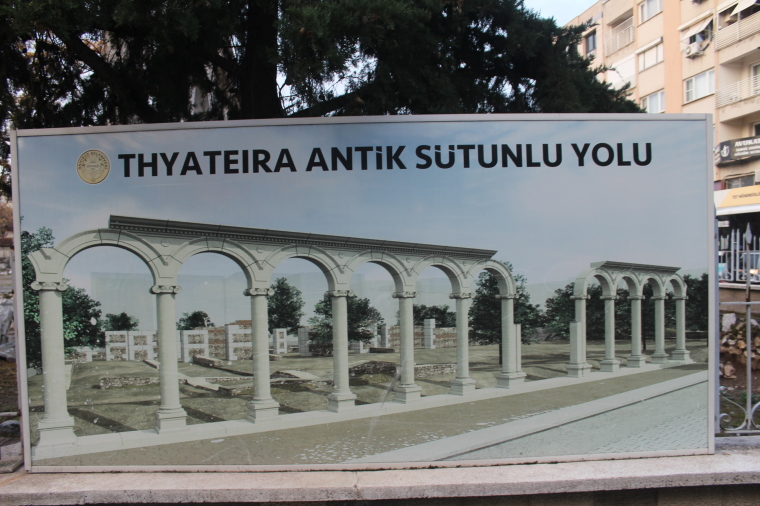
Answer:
top-left (604, 18), bottom-right (634, 56)
top-left (716, 10), bottom-right (760, 50)
top-left (715, 74), bottom-right (760, 108)
top-left (718, 228), bottom-right (760, 284)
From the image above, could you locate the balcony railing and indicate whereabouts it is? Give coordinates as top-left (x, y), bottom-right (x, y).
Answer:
top-left (716, 74), bottom-right (760, 107)
top-left (716, 10), bottom-right (760, 50)
top-left (604, 18), bottom-right (634, 56)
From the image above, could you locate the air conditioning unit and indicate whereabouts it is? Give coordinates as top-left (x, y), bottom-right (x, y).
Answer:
top-left (685, 41), bottom-right (705, 58)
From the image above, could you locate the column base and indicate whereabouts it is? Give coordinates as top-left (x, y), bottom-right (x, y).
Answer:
top-left (651, 353), bottom-right (670, 364)
top-left (393, 384), bottom-right (422, 404)
top-left (449, 377), bottom-right (476, 395)
top-left (670, 349), bottom-right (693, 363)
top-left (626, 355), bottom-right (646, 368)
top-left (599, 359), bottom-right (621, 373)
top-left (496, 372), bottom-right (526, 388)
top-left (37, 416), bottom-right (77, 446)
top-left (327, 392), bottom-right (356, 412)
top-left (246, 399), bottom-right (280, 421)
top-left (155, 407), bottom-right (187, 432)
top-left (566, 363), bottom-right (592, 378)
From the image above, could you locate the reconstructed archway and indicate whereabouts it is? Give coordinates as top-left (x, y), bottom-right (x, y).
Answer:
top-left (27, 215), bottom-right (522, 454)
top-left (567, 261), bottom-right (691, 377)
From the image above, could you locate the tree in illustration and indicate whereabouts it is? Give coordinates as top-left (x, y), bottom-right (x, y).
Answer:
top-left (177, 310), bottom-right (214, 330)
top-left (103, 312), bottom-right (139, 331)
top-left (309, 294), bottom-right (384, 343)
top-left (268, 277), bottom-right (305, 334)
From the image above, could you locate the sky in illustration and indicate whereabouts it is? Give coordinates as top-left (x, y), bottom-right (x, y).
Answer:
top-left (15, 116), bottom-right (711, 327)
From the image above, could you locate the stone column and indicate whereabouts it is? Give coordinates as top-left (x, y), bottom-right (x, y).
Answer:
top-left (393, 291), bottom-right (421, 403)
top-left (379, 324), bottom-right (389, 348)
top-left (449, 292), bottom-right (475, 395)
top-left (423, 319), bottom-right (436, 349)
top-left (671, 296), bottom-right (692, 362)
top-left (326, 290), bottom-right (356, 412)
top-left (651, 296), bottom-right (669, 364)
top-left (599, 295), bottom-right (620, 372)
top-left (627, 296), bottom-right (646, 367)
top-left (244, 288), bottom-right (279, 421)
top-left (496, 294), bottom-right (526, 387)
top-left (567, 294), bottom-right (592, 377)
top-left (32, 281), bottom-right (76, 447)
top-left (151, 284), bottom-right (187, 431)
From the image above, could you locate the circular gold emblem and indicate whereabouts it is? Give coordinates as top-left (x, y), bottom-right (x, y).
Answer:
top-left (76, 150), bottom-right (110, 184)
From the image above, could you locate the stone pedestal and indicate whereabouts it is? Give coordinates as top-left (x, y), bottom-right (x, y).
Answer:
top-left (626, 355), bottom-right (647, 368)
top-left (496, 371), bottom-right (526, 388)
top-left (393, 383), bottom-right (422, 404)
top-left (273, 328), bottom-right (288, 354)
top-left (566, 363), bottom-right (592, 378)
top-left (423, 319), bottom-right (436, 349)
top-left (449, 377), bottom-right (476, 395)
top-left (599, 359), bottom-right (621, 372)
top-left (298, 327), bottom-right (312, 357)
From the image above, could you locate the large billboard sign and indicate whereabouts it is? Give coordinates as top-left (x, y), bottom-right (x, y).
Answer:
top-left (11, 115), bottom-right (714, 471)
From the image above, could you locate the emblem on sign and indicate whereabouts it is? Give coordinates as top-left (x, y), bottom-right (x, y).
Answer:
top-left (76, 150), bottom-right (110, 184)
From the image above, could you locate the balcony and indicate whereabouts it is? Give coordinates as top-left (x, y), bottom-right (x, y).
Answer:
top-left (604, 18), bottom-right (634, 56)
top-left (716, 74), bottom-right (760, 108)
top-left (716, 10), bottom-right (760, 50)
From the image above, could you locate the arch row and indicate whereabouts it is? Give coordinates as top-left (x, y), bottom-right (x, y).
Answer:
top-left (567, 261), bottom-right (692, 379)
top-left (28, 216), bottom-right (525, 456)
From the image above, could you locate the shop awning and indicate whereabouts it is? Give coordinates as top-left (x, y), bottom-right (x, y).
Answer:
top-left (716, 187), bottom-right (760, 215)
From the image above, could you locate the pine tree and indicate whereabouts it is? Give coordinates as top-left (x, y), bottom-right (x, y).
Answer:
top-left (268, 277), bottom-right (305, 334)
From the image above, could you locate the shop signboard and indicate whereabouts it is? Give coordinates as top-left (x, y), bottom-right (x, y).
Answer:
top-left (11, 114), bottom-right (714, 471)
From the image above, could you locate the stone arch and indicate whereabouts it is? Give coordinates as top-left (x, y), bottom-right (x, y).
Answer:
top-left (573, 267), bottom-right (616, 298)
top-left (638, 274), bottom-right (666, 298)
top-left (28, 229), bottom-right (162, 285)
top-left (342, 250), bottom-right (410, 293)
top-left (467, 259), bottom-right (516, 296)
top-left (408, 255), bottom-right (468, 294)
top-left (262, 245), bottom-right (341, 291)
top-left (167, 237), bottom-right (259, 286)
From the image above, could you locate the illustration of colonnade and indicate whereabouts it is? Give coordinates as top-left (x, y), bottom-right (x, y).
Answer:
top-left (28, 215), bottom-right (525, 451)
top-left (566, 261), bottom-right (692, 377)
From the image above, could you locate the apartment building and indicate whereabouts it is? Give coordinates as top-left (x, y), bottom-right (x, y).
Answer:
top-left (567, 0), bottom-right (760, 289)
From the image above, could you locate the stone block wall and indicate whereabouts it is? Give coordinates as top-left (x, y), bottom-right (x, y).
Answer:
top-left (387, 326), bottom-right (458, 349)
top-left (208, 328), bottom-right (226, 359)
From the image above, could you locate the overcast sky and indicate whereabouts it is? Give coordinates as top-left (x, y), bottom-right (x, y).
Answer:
top-left (524, 0), bottom-right (594, 26)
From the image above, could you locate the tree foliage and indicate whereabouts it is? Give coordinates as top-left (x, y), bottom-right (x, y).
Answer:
top-left (268, 277), bottom-right (305, 334)
top-left (1, 0), bottom-right (639, 196)
top-left (309, 294), bottom-right (384, 343)
top-left (177, 310), bottom-right (213, 330)
top-left (468, 263), bottom-right (544, 344)
top-left (103, 311), bottom-right (139, 331)
top-left (22, 227), bottom-right (103, 366)
top-left (412, 304), bottom-right (456, 327)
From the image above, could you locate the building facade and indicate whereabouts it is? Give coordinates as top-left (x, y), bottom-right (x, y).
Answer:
top-left (567, 0), bottom-right (760, 291)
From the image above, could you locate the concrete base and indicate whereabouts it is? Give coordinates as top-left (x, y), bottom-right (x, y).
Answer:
top-left (566, 363), bottom-right (592, 378)
top-left (599, 359), bottom-right (621, 373)
top-left (327, 393), bottom-right (357, 413)
top-left (626, 355), bottom-right (646, 368)
top-left (449, 378), bottom-right (476, 396)
top-left (496, 372), bottom-right (527, 388)
top-left (393, 384), bottom-right (422, 404)
top-left (155, 407), bottom-right (187, 432)
top-left (651, 353), bottom-right (669, 365)
top-left (246, 399), bottom-right (280, 421)
top-left (670, 350), bottom-right (692, 363)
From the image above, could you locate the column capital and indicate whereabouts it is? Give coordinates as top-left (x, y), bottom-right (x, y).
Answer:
top-left (151, 284), bottom-right (181, 294)
top-left (244, 287), bottom-right (274, 297)
top-left (392, 291), bottom-right (417, 299)
top-left (326, 290), bottom-right (354, 298)
top-left (569, 295), bottom-right (591, 300)
top-left (600, 295), bottom-right (620, 301)
top-left (449, 292), bottom-right (473, 299)
top-left (30, 281), bottom-right (68, 292)
top-left (495, 294), bottom-right (519, 300)
top-left (628, 295), bottom-right (646, 300)
top-left (673, 296), bottom-right (688, 301)
top-left (651, 296), bottom-right (668, 301)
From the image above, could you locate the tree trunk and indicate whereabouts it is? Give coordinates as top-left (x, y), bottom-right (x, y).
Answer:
top-left (238, 0), bottom-right (281, 119)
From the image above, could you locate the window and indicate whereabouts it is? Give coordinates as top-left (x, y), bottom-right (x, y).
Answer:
top-left (688, 21), bottom-right (713, 44)
top-left (638, 43), bottom-right (664, 70)
top-left (684, 69), bottom-right (715, 103)
top-left (752, 63), bottom-right (760, 96)
top-left (726, 175), bottom-right (755, 188)
top-left (641, 90), bottom-right (665, 113)
top-left (640, 0), bottom-right (663, 23)
top-left (753, 122), bottom-right (760, 136)
top-left (585, 31), bottom-right (597, 56)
